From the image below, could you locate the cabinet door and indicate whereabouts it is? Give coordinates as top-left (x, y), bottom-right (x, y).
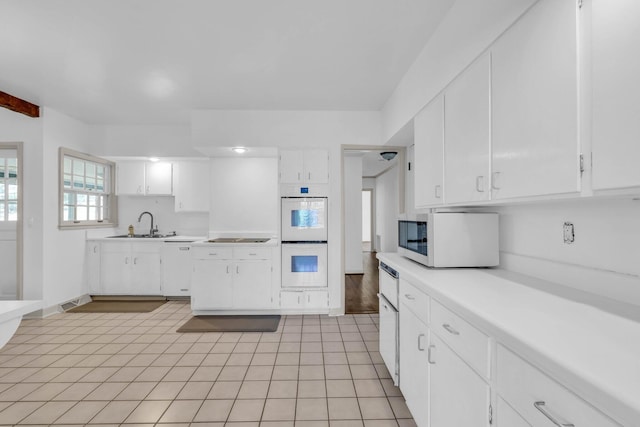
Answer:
top-left (191, 260), bottom-right (233, 310)
top-left (86, 242), bottom-right (101, 294)
top-left (399, 305), bottom-right (429, 427)
top-left (100, 251), bottom-right (132, 295)
top-left (592, 0), bottom-right (640, 190)
top-left (414, 95), bottom-right (444, 207)
top-left (280, 291), bottom-right (304, 309)
top-left (445, 54), bottom-right (492, 204)
top-left (491, 0), bottom-right (579, 199)
top-left (116, 162), bottom-right (145, 195)
top-left (145, 162), bottom-right (172, 195)
top-left (174, 160), bottom-right (210, 212)
top-left (430, 334), bottom-right (490, 427)
top-left (304, 290), bottom-right (328, 309)
top-left (279, 150), bottom-right (304, 183)
top-left (304, 150), bottom-right (329, 183)
top-left (234, 260), bottom-right (272, 308)
top-left (130, 252), bottom-right (162, 295)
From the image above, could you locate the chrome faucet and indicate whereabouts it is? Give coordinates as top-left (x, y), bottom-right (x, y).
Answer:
top-left (137, 211), bottom-right (157, 236)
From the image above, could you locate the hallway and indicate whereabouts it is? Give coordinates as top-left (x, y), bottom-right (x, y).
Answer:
top-left (345, 251), bottom-right (379, 314)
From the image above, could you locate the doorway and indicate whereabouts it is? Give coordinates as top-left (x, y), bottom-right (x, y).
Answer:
top-left (342, 145), bottom-right (405, 314)
top-left (0, 143), bottom-right (23, 300)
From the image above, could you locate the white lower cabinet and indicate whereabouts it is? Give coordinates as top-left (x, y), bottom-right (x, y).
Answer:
top-left (100, 241), bottom-right (161, 295)
top-left (429, 333), bottom-right (491, 427)
top-left (496, 345), bottom-right (621, 427)
top-left (191, 246), bottom-right (274, 311)
top-left (280, 289), bottom-right (328, 311)
top-left (399, 300), bottom-right (429, 427)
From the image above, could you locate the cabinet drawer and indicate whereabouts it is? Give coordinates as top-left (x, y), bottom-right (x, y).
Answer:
top-left (431, 299), bottom-right (490, 379)
top-left (233, 247), bottom-right (272, 260)
top-left (192, 247), bottom-right (233, 260)
top-left (497, 345), bottom-right (621, 427)
top-left (399, 279), bottom-right (429, 325)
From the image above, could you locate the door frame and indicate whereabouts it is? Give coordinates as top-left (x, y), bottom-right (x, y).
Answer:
top-left (340, 144), bottom-right (405, 315)
top-left (0, 142), bottom-right (23, 300)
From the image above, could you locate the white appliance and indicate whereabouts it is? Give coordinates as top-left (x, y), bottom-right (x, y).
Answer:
top-left (378, 262), bottom-right (399, 385)
top-left (398, 212), bottom-right (499, 268)
top-left (281, 197), bottom-right (328, 242)
top-left (281, 243), bottom-right (328, 288)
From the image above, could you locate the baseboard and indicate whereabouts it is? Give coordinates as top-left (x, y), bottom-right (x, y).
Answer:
top-left (24, 294), bottom-right (93, 319)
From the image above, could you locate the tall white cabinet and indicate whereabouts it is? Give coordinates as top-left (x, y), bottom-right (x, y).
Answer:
top-left (592, 0), bottom-right (640, 191)
top-left (414, 95), bottom-right (444, 207)
top-left (491, 0), bottom-right (580, 199)
top-left (444, 54), bottom-right (492, 204)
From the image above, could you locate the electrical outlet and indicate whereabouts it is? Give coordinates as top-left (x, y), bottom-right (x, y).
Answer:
top-left (563, 222), bottom-right (575, 244)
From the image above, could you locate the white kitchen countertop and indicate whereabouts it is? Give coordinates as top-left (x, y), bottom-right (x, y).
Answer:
top-left (0, 300), bottom-right (42, 324)
top-left (88, 235), bottom-right (205, 242)
top-left (191, 238), bottom-right (279, 247)
top-left (377, 252), bottom-right (640, 426)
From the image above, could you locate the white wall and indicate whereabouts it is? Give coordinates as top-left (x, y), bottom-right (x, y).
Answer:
top-left (375, 165), bottom-right (399, 253)
top-left (117, 196), bottom-right (208, 237)
top-left (41, 108), bottom-right (109, 307)
top-left (344, 155), bottom-right (363, 274)
top-left (495, 198), bottom-right (640, 306)
top-left (91, 124), bottom-right (197, 157)
top-left (381, 0), bottom-right (536, 142)
top-left (362, 190), bottom-right (371, 243)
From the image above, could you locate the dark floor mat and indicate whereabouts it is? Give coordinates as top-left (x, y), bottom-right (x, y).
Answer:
top-left (177, 315), bottom-right (281, 333)
top-left (67, 299), bottom-right (166, 313)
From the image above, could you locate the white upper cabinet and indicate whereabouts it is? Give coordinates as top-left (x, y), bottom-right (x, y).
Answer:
top-left (145, 161), bottom-right (172, 195)
top-left (116, 161), bottom-right (146, 195)
top-left (414, 95), bottom-right (445, 208)
top-left (444, 54), bottom-right (492, 204)
top-left (116, 161), bottom-right (173, 196)
top-left (491, 0), bottom-right (580, 199)
top-left (173, 160), bottom-right (210, 212)
top-left (592, 0), bottom-right (640, 190)
top-left (280, 149), bottom-right (329, 184)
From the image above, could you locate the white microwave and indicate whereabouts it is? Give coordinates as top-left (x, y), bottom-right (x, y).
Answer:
top-left (398, 212), bottom-right (499, 268)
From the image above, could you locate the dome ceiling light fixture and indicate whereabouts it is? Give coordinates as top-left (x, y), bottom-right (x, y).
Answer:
top-left (380, 151), bottom-right (398, 161)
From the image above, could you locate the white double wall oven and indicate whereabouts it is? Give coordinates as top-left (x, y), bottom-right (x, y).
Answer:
top-left (281, 196), bottom-right (328, 288)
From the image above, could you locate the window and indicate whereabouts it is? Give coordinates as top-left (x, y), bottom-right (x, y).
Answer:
top-left (59, 147), bottom-right (117, 228)
top-left (0, 154), bottom-right (18, 222)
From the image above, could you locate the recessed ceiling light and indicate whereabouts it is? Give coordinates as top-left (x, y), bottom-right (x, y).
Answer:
top-left (148, 157), bottom-right (160, 162)
top-left (232, 147), bottom-right (247, 154)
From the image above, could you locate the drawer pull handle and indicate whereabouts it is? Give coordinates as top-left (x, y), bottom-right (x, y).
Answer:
top-left (534, 401), bottom-right (574, 427)
top-left (179, 247), bottom-right (190, 251)
top-left (404, 294), bottom-right (415, 300)
top-left (248, 253), bottom-right (257, 256)
top-left (209, 253), bottom-right (218, 256)
top-left (427, 345), bottom-right (436, 364)
top-left (442, 323), bottom-right (460, 336)
top-left (417, 334), bottom-right (426, 351)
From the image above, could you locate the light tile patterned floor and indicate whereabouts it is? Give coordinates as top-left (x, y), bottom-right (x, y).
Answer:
top-left (0, 301), bottom-right (416, 426)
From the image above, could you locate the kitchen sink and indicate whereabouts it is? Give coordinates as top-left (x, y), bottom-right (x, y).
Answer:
top-left (207, 237), bottom-right (271, 243)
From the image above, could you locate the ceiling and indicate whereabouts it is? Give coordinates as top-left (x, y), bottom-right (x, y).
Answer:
top-left (0, 0), bottom-right (455, 125)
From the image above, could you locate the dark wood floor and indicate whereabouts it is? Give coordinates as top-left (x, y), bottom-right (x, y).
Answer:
top-left (345, 251), bottom-right (379, 314)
